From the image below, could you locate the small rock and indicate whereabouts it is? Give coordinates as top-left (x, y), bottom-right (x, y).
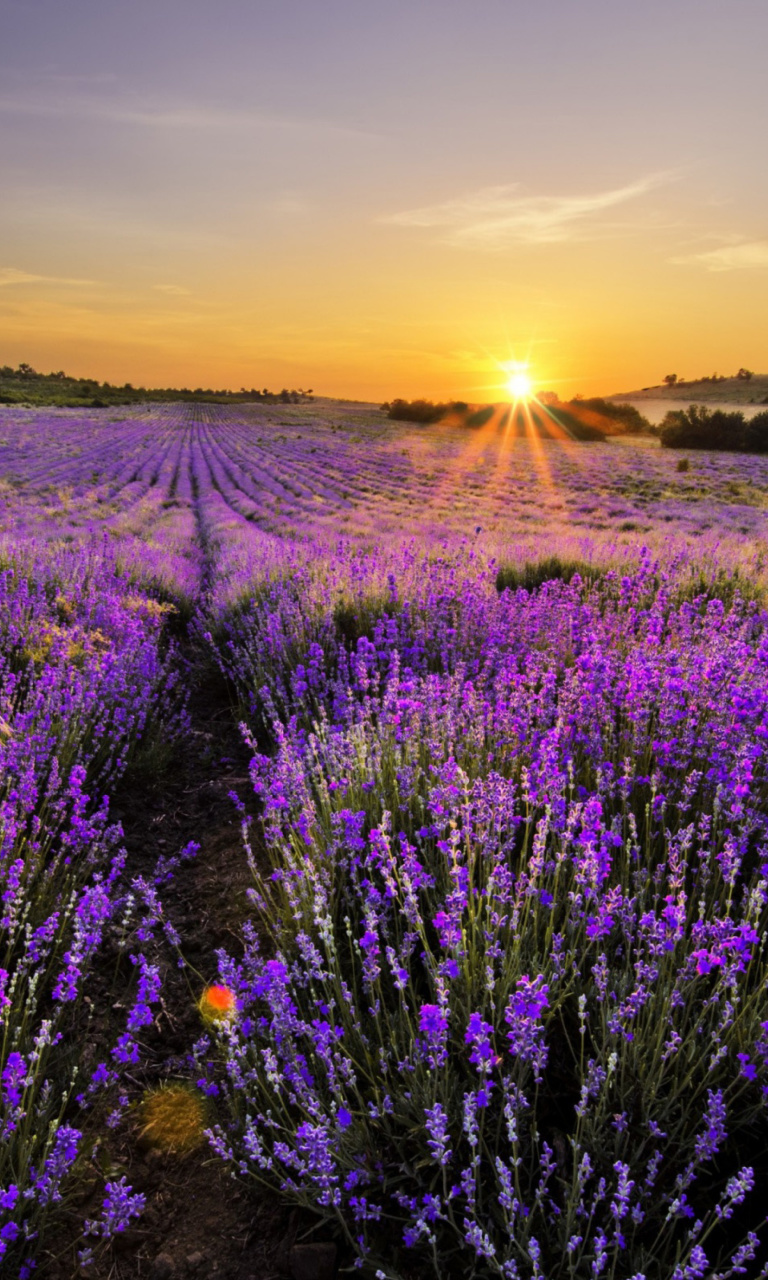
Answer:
top-left (185, 1251), bottom-right (205, 1272)
top-left (149, 1254), bottom-right (175, 1280)
top-left (289, 1241), bottom-right (338, 1280)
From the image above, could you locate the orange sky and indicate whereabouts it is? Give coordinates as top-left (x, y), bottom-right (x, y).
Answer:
top-left (2, 1), bottom-right (767, 400)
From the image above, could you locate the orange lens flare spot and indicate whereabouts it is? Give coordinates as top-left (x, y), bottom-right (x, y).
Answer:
top-left (198, 983), bottom-right (236, 1022)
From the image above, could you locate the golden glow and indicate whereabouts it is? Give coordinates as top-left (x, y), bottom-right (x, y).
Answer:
top-left (2, 237), bottom-right (764, 402)
top-left (137, 1084), bottom-right (208, 1154)
top-left (506, 366), bottom-right (533, 400)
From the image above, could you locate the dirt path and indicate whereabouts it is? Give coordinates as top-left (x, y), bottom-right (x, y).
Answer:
top-left (41, 659), bottom-right (294, 1280)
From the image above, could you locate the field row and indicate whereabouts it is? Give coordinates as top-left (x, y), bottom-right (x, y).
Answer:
top-left (1, 401), bottom-right (767, 600)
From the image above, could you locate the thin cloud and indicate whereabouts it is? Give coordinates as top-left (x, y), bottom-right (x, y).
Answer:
top-left (153, 284), bottom-right (192, 297)
top-left (382, 173), bottom-right (675, 248)
top-left (671, 240), bottom-right (768, 272)
top-left (0, 88), bottom-right (379, 140)
top-left (0, 267), bottom-right (97, 287)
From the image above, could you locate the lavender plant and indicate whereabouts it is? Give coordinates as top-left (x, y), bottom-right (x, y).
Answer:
top-left (0, 552), bottom-right (182, 1269)
top-left (207, 557), bottom-right (768, 1278)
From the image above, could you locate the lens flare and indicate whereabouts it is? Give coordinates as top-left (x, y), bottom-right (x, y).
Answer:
top-left (198, 983), bottom-right (237, 1023)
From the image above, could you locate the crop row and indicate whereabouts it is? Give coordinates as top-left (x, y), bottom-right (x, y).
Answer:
top-left (0, 403), bottom-right (767, 595)
top-left (0, 546), bottom-right (184, 1269)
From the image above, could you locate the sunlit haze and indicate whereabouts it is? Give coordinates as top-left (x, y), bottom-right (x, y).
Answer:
top-left (1, 0), bottom-right (767, 399)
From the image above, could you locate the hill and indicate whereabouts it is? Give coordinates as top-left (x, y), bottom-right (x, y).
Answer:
top-left (608, 373), bottom-right (768, 405)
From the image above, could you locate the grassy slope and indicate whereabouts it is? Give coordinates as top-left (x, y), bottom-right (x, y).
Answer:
top-left (608, 374), bottom-right (768, 405)
top-left (0, 364), bottom-right (311, 408)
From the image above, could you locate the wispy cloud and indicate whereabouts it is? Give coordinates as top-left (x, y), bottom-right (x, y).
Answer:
top-left (153, 284), bottom-right (192, 297)
top-left (671, 240), bottom-right (768, 272)
top-left (381, 173), bottom-right (675, 249)
top-left (0, 86), bottom-right (378, 140)
top-left (0, 267), bottom-right (97, 287)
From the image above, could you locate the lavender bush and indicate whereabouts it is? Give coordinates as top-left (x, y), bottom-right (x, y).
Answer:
top-left (0, 550), bottom-right (181, 1268)
top-left (207, 554), bottom-right (768, 1278)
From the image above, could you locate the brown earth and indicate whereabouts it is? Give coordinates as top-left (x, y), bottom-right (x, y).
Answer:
top-left (38, 663), bottom-right (338, 1280)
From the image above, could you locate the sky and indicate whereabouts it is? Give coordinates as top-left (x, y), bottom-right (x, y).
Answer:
top-left (1, 0), bottom-right (767, 401)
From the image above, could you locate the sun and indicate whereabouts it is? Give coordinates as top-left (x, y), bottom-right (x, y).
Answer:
top-left (506, 366), bottom-right (533, 400)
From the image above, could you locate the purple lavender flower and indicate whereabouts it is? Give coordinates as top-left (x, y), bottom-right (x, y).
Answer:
top-left (465, 1012), bottom-right (496, 1074)
top-left (694, 1089), bottom-right (727, 1163)
top-left (424, 1101), bottom-right (452, 1166)
top-left (85, 1176), bottom-right (146, 1238)
top-left (504, 975), bottom-right (549, 1078)
top-left (419, 1003), bottom-right (449, 1066)
top-left (35, 1126), bottom-right (81, 1205)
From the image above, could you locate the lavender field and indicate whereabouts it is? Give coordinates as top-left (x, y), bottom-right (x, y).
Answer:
top-left (3, 400), bottom-right (768, 1279)
top-left (2, 400), bottom-right (768, 589)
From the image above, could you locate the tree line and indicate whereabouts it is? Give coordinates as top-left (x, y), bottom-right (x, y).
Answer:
top-left (0, 363), bottom-right (314, 408)
top-left (663, 368), bottom-right (755, 386)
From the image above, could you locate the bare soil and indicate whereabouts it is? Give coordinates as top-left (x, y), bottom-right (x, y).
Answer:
top-left (38, 664), bottom-right (328, 1280)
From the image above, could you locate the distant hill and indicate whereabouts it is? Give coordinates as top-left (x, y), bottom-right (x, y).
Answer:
top-left (0, 362), bottom-right (314, 408)
top-left (608, 374), bottom-right (768, 406)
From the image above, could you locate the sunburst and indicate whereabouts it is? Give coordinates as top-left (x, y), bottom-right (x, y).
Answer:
top-left (505, 364), bottom-right (533, 400)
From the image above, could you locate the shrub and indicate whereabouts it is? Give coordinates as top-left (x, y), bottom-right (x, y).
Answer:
top-left (332, 593), bottom-right (401, 647)
top-left (466, 405), bottom-right (495, 427)
top-left (743, 411), bottom-right (768, 454)
top-left (386, 400), bottom-right (450, 424)
top-left (567, 398), bottom-right (651, 434)
top-left (659, 405), bottom-right (768, 454)
top-left (495, 556), bottom-right (602, 594)
top-left (544, 405), bottom-right (608, 442)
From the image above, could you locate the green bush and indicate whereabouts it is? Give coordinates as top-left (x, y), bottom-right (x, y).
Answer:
top-left (386, 399), bottom-right (451, 424)
top-left (495, 556), bottom-right (603, 594)
top-left (567, 398), bottom-right (651, 433)
top-left (660, 406), bottom-right (768, 454)
top-left (466, 405), bottom-right (495, 427)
